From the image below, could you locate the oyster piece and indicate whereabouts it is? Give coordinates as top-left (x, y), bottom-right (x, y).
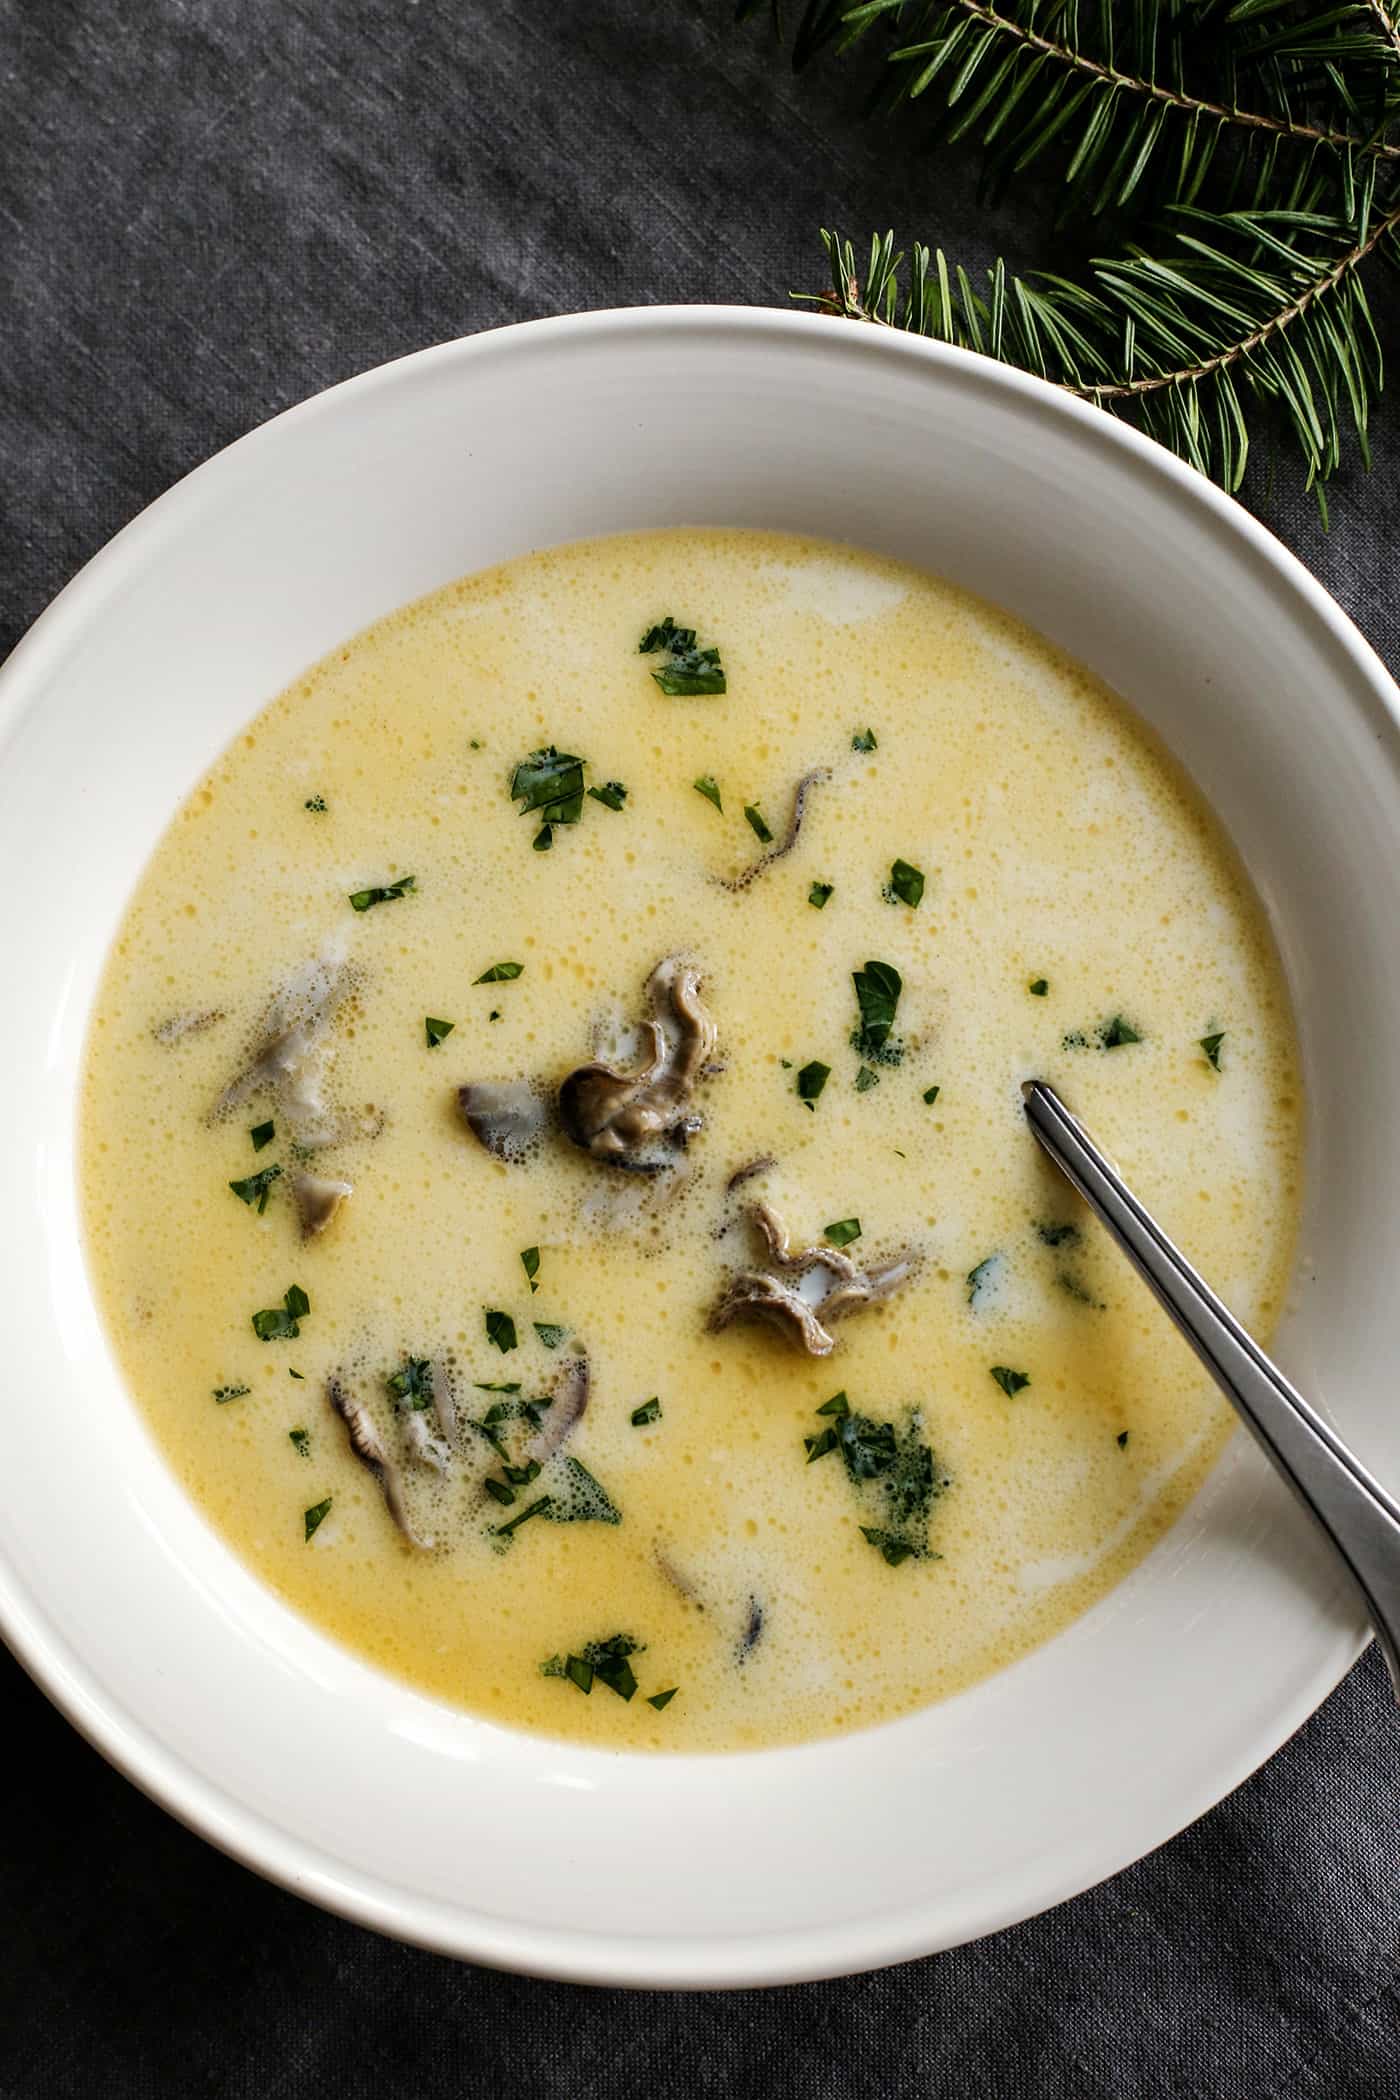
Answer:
top-left (528, 1355), bottom-right (590, 1465)
top-left (293, 1171), bottom-right (352, 1239)
top-left (558, 958), bottom-right (717, 1168)
top-left (719, 768), bottom-right (829, 893)
top-left (457, 1079), bottom-right (550, 1163)
top-left (326, 1375), bottom-right (431, 1548)
top-left (709, 1201), bottom-right (915, 1356)
top-left (213, 952), bottom-right (352, 1149)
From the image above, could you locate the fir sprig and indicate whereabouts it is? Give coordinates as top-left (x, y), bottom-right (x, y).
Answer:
top-left (739, 0), bottom-right (1400, 502)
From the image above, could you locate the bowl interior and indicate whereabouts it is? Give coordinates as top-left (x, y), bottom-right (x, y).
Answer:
top-left (0, 309), bottom-right (1394, 1986)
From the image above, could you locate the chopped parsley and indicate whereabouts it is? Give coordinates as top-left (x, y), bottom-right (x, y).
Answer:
top-left (485, 1308), bottom-right (518, 1353)
top-left (824, 1218), bottom-right (862, 1248)
top-left (474, 961), bottom-right (523, 983)
top-left (303, 1497), bottom-right (332, 1541)
top-left (386, 1357), bottom-right (434, 1410)
top-left (533, 1321), bottom-right (567, 1349)
top-left (990, 1366), bottom-right (1031, 1397)
top-left (543, 1632), bottom-right (644, 1699)
top-left (796, 1059), bottom-right (831, 1109)
top-left (630, 1396), bottom-right (662, 1427)
top-left (808, 880), bottom-right (834, 909)
top-left (1200, 1031), bottom-right (1225, 1071)
top-left (855, 1065), bottom-right (880, 1092)
top-left (640, 616), bottom-right (727, 696)
top-left (804, 1391), bottom-right (947, 1565)
top-left (1101, 1015), bottom-right (1142, 1049)
top-left (212, 1384), bottom-right (250, 1404)
top-left (229, 1163), bottom-right (282, 1214)
top-left (693, 775), bottom-right (723, 813)
top-left (252, 1284), bottom-right (310, 1342)
top-left (1028, 977), bottom-right (1049, 997)
top-left (884, 859), bottom-right (925, 909)
top-left (1117, 1430), bottom-right (1130, 1448)
top-left (744, 804), bottom-right (774, 844)
top-left (348, 874), bottom-right (415, 912)
top-left (851, 960), bottom-right (903, 1063)
top-left (520, 1246), bottom-right (541, 1294)
top-left (647, 1687), bottom-right (679, 1710)
top-left (304, 795), bottom-right (327, 813)
top-left (288, 1368), bottom-right (304, 1381)
top-left (852, 728), bottom-right (878, 752)
top-left (424, 1015), bottom-right (455, 1048)
top-left (1037, 1221), bottom-right (1080, 1247)
top-left (966, 1255), bottom-right (1000, 1306)
top-left (494, 1496), bottom-right (554, 1539)
top-left (250, 1120), bottom-right (275, 1151)
top-left (289, 1427), bottom-right (310, 1457)
top-left (546, 1456), bottom-right (620, 1525)
top-left (922, 1084), bottom-right (941, 1106)
top-left (587, 780), bottom-right (628, 811)
top-left (511, 745), bottom-right (585, 850)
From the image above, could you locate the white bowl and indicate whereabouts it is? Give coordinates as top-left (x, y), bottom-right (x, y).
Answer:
top-left (2, 308), bottom-right (1397, 1988)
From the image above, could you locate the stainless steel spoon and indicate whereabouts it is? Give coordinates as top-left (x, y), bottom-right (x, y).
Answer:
top-left (1022, 1078), bottom-right (1400, 1701)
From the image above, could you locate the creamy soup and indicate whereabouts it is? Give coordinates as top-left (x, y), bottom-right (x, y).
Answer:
top-left (79, 530), bottom-right (1302, 1751)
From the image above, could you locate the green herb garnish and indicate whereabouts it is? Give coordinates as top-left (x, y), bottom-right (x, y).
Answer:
top-left (796, 1059), bottom-right (831, 1109)
top-left (485, 1308), bottom-right (517, 1353)
top-left (855, 1065), bottom-right (880, 1092)
top-left (851, 959), bottom-right (903, 1061)
top-left (641, 616), bottom-right (727, 696)
top-left (521, 1246), bottom-right (541, 1293)
top-left (348, 874), bottom-right (415, 912)
top-left (229, 1163), bottom-right (282, 1214)
top-left (289, 1368), bottom-right (304, 1381)
top-left (424, 1015), bottom-right (454, 1048)
top-left (808, 880), bottom-right (834, 909)
top-left (647, 1687), bottom-right (679, 1710)
top-left (475, 961), bottom-right (524, 983)
top-left (1100, 1015), bottom-right (1142, 1048)
top-left (966, 1255), bottom-right (1000, 1306)
top-left (543, 1632), bottom-right (644, 1699)
top-left (630, 1396), bottom-right (662, 1427)
top-left (212, 1384), bottom-right (250, 1404)
top-left (533, 1321), bottom-right (567, 1348)
top-left (805, 1392), bottom-right (946, 1564)
top-left (860, 1526), bottom-right (917, 1566)
top-left (852, 728), bottom-right (878, 752)
top-left (744, 804), bottom-right (774, 844)
top-left (587, 781), bottom-right (628, 811)
top-left (511, 745), bottom-right (586, 850)
top-left (250, 1120), bottom-right (275, 1151)
top-left (1029, 977), bottom-right (1049, 997)
top-left (544, 1456), bottom-right (621, 1526)
top-left (990, 1366), bottom-right (1031, 1396)
top-left (289, 1427), bottom-right (310, 1456)
top-left (386, 1357), bottom-right (434, 1410)
top-left (494, 1495), bottom-right (554, 1539)
top-left (693, 775), bottom-right (724, 813)
top-left (304, 795), bottom-right (327, 813)
top-left (1117, 1430), bottom-right (1130, 1448)
top-left (922, 1084), bottom-right (941, 1106)
top-left (252, 1284), bottom-right (310, 1342)
top-left (824, 1218), bottom-right (862, 1248)
top-left (304, 1497), bottom-right (332, 1541)
top-left (885, 859), bottom-right (925, 908)
top-left (1037, 1222), bottom-right (1080, 1247)
top-left (1200, 1031), bottom-right (1225, 1070)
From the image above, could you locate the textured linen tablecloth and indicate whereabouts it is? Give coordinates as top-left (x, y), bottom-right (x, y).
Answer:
top-left (1, 5), bottom-right (1397, 2093)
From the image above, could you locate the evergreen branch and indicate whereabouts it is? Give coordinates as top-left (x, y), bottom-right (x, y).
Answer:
top-left (1361, 0), bottom-right (1400, 67)
top-left (851, 0), bottom-right (1400, 162)
top-left (801, 205), bottom-right (1399, 500)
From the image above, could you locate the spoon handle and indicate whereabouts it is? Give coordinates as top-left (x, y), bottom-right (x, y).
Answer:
top-left (1022, 1079), bottom-right (1400, 1702)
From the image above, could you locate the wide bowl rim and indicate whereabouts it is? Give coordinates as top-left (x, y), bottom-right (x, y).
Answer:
top-left (0, 302), bottom-right (1390, 1988)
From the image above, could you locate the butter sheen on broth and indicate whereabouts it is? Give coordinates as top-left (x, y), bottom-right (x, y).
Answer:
top-left (79, 529), bottom-right (1303, 1752)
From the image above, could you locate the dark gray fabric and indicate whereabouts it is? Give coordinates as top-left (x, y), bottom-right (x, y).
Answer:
top-left (1, 4), bottom-right (1397, 2092)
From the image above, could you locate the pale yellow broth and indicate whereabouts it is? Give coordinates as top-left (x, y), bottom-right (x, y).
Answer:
top-left (80, 529), bottom-right (1302, 1751)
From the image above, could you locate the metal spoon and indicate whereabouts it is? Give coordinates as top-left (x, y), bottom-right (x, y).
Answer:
top-left (1022, 1079), bottom-right (1400, 1701)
